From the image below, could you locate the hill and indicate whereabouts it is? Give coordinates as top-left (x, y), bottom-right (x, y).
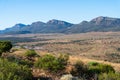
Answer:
top-left (67, 16), bottom-right (120, 33)
top-left (1, 16), bottom-right (120, 34)
top-left (0, 20), bottom-right (73, 34)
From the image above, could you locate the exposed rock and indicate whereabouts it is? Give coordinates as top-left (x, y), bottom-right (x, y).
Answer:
top-left (60, 74), bottom-right (78, 80)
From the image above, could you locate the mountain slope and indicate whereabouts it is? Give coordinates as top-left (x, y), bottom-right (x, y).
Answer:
top-left (21, 19), bottom-right (73, 33)
top-left (1, 16), bottom-right (120, 34)
top-left (0, 23), bottom-right (27, 34)
top-left (0, 19), bottom-right (73, 34)
top-left (66, 16), bottom-right (120, 33)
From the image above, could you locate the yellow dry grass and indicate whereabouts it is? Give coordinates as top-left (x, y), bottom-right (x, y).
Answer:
top-left (12, 49), bottom-right (26, 56)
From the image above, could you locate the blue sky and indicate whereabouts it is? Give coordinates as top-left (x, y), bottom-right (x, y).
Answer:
top-left (0, 0), bottom-right (120, 30)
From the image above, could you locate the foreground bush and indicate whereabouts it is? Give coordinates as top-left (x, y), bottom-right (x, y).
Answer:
top-left (71, 61), bottom-right (87, 77)
top-left (0, 41), bottom-right (12, 56)
top-left (35, 54), bottom-right (69, 73)
top-left (98, 72), bottom-right (120, 80)
top-left (0, 58), bottom-right (33, 80)
top-left (70, 61), bottom-right (116, 80)
top-left (88, 62), bottom-right (115, 74)
top-left (6, 55), bottom-right (33, 67)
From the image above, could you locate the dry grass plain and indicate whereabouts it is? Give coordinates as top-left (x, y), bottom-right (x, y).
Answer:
top-left (1, 32), bottom-right (120, 72)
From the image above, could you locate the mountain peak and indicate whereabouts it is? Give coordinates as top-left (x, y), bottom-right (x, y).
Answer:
top-left (12, 23), bottom-right (26, 28)
top-left (1, 23), bottom-right (27, 34)
top-left (47, 19), bottom-right (73, 25)
top-left (91, 16), bottom-right (116, 21)
top-left (91, 16), bottom-right (106, 22)
top-left (31, 21), bottom-right (45, 25)
top-left (80, 21), bottom-right (88, 25)
top-left (47, 19), bottom-right (64, 24)
top-left (90, 16), bottom-right (120, 25)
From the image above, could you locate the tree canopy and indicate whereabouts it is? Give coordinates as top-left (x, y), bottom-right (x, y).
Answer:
top-left (0, 41), bottom-right (12, 56)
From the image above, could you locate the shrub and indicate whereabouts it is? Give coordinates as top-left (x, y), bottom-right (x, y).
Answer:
top-left (58, 54), bottom-right (69, 66)
top-left (98, 72), bottom-right (120, 80)
top-left (0, 58), bottom-right (33, 80)
top-left (35, 54), bottom-right (69, 73)
top-left (88, 62), bottom-right (115, 74)
top-left (25, 50), bottom-right (37, 57)
top-left (6, 55), bottom-right (33, 67)
top-left (71, 61), bottom-right (88, 78)
top-left (88, 62), bottom-right (99, 66)
top-left (71, 61), bottom-right (116, 80)
top-left (0, 41), bottom-right (12, 56)
top-left (18, 60), bottom-right (33, 67)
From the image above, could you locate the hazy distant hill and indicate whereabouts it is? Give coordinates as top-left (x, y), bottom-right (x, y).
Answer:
top-left (1, 16), bottom-right (120, 34)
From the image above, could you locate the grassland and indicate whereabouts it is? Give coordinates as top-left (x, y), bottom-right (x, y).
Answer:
top-left (1, 32), bottom-right (120, 71)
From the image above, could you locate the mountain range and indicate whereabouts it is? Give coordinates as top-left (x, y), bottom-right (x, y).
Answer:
top-left (1, 16), bottom-right (120, 34)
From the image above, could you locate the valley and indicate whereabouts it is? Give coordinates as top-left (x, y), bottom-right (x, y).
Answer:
top-left (1, 32), bottom-right (120, 79)
top-left (1, 32), bottom-right (120, 64)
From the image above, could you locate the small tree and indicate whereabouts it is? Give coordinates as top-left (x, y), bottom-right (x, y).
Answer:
top-left (25, 50), bottom-right (37, 58)
top-left (0, 41), bottom-right (12, 56)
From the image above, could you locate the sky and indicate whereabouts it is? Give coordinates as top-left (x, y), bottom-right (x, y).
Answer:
top-left (0, 0), bottom-right (120, 30)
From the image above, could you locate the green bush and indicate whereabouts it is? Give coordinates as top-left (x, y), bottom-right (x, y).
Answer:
top-left (18, 60), bottom-right (33, 67)
top-left (6, 55), bottom-right (33, 67)
top-left (98, 72), bottom-right (120, 80)
top-left (88, 62), bottom-right (115, 74)
top-left (88, 62), bottom-right (99, 66)
top-left (71, 61), bottom-right (116, 79)
top-left (0, 58), bottom-right (33, 80)
top-left (25, 50), bottom-right (37, 57)
top-left (0, 41), bottom-right (12, 56)
top-left (71, 61), bottom-right (88, 78)
top-left (35, 54), bottom-right (69, 73)
top-left (58, 54), bottom-right (69, 66)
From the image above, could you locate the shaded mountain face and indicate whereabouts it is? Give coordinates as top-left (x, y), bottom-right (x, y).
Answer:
top-left (66, 16), bottom-right (120, 33)
top-left (5, 23), bottom-right (26, 31)
top-left (90, 16), bottom-right (120, 26)
top-left (0, 23), bottom-right (27, 34)
top-left (21, 20), bottom-right (73, 33)
top-left (47, 19), bottom-right (73, 26)
top-left (1, 16), bottom-right (120, 34)
top-left (0, 20), bottom-right (73, 34)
